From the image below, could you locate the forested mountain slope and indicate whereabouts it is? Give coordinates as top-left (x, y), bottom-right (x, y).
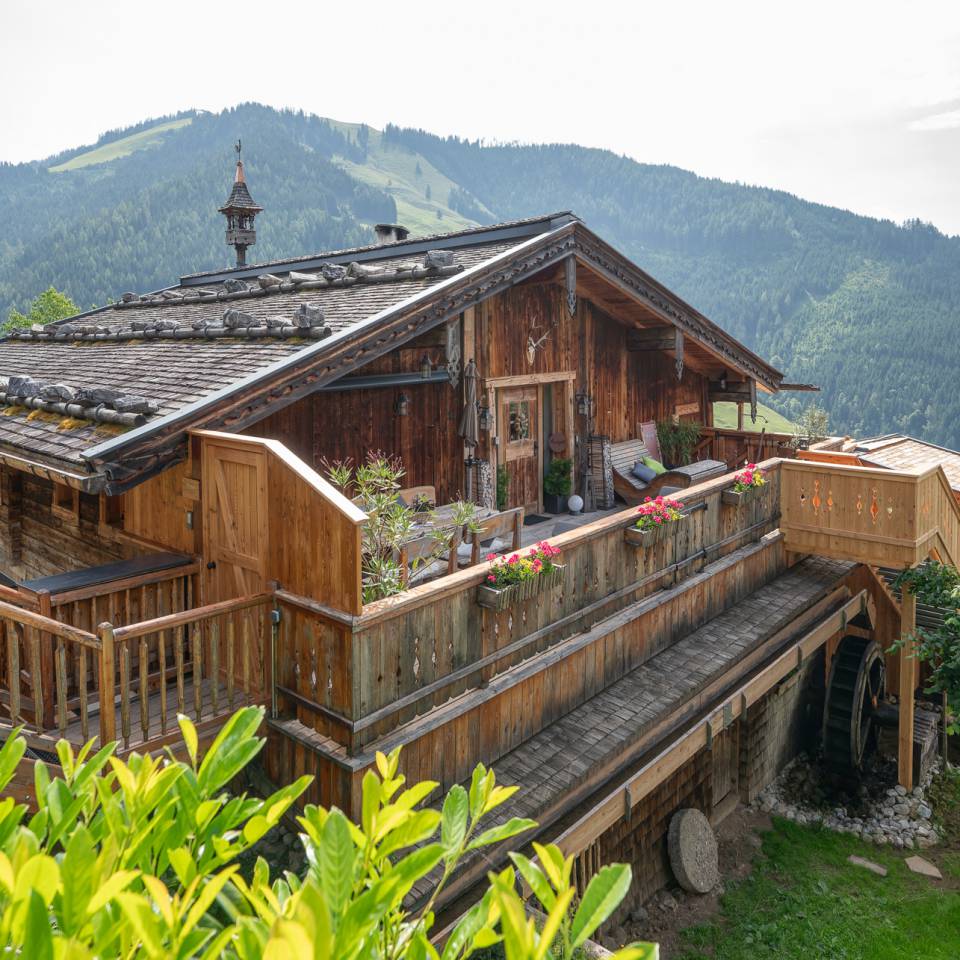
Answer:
top-left (2, 104), bottom-right (958, 447)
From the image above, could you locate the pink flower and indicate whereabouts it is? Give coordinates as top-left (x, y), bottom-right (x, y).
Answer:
top-left (487, 574), bottom-right (495, 582)
top-left (508, 555), bottom-right (519, 564)
top-left (486, 552), bottom-right (496, 562)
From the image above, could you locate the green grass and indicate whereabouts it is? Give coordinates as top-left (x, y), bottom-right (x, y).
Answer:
top-left (674, 818), bottom-right (960, 960)
top-left (49, 118), bottom-right (194, 172)
top-left (712, 402), bottom-right (795, 434)
top-left (328, 120), bottom-right (491, 236)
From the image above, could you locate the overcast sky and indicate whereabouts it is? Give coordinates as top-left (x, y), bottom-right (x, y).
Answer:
top-left (3, 1), bottom-right (960, 234)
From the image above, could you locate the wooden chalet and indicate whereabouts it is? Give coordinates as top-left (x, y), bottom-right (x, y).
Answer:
top-left (0, 162), bottom-right (955, 918)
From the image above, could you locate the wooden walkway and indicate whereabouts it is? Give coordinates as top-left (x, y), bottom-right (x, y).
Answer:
top-left (413, 553), bottom-right (856, 908)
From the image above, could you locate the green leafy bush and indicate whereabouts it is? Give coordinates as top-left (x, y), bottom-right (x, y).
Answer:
top-left (0, 708), bottom-right (657, 959)
top-left (496, 465), bottom-right (509, 511)
top-left (543, 459), bottom-right (572, 498)
top-left (655, 421), bottom-right (702, 468)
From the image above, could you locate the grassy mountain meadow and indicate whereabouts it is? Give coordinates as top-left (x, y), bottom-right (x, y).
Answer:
top-left (1, 103), bottom-right (958, 447)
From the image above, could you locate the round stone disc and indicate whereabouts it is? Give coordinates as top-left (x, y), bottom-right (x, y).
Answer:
top-left (667, 808), bottom-right (719, 893)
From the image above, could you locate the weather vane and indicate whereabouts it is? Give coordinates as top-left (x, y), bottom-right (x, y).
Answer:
top-left (235, 139), bottom-right (242, 160)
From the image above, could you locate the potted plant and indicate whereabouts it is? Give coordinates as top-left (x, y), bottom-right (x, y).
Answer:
top-left (656, 419), bottom-right (703, 468)
top-left (496, 465), bottom-right (509, 511)
top-left (543, 457), bottom-right (572, 514)
top-left (477, 541), bottom-right (565, 610)
top-left (624, 495), bottom-right (686, 547)
top-left (722, 462), bottom-right (766, 506)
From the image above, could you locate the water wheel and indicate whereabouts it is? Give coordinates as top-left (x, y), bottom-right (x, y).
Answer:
top-left (822, 635), bottom-right (885, 775)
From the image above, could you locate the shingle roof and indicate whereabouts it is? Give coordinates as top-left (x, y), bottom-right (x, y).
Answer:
top-left (0, 238), bottom-right (521, 468)
top-left (856, 436), bottom-right (960, 492)
top-left (218, 161), bottom-right (262, 213)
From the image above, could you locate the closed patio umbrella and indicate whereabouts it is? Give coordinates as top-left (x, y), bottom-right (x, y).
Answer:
top-left (458, 359), bottom-right (480, 500)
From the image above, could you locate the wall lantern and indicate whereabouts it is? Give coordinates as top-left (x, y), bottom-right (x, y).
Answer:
top-left (575, 389), bottom-right (593, 418)
top-left (419, 353), bottom-right (432, 380)
top-left (478, 404), bottom-right (493, 432)
top-left (395, 392), bottom-right (410, 417)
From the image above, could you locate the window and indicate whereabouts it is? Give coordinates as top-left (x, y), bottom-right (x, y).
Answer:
top-left (508, 401), bottom-right (531, 441)
top-left (52, 482), bottom-right (79, 520)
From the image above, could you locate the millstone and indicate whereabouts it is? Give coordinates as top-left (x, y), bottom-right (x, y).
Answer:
top-left (667, 808), bottom-right (719, 893)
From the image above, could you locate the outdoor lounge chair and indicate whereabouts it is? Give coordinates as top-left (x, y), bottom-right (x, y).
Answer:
top-left (610, 421), bottom-right (727, 506)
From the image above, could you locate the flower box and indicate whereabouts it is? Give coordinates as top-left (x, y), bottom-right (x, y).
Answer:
top-left (721, 485), bottom-right (763, 507)
top-left (624, 514), bottom-right (687, 548)
top-left (476, 564), bottom-right (565, 611)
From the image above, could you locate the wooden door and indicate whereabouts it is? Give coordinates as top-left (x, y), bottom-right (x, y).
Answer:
top-left (201, 436), bottom-right (269, 602)
top-left (500, 386), bottom-right (541, 514)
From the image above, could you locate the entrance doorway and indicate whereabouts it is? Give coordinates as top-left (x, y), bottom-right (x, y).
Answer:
top-left (500, 386), bottom-right (541, 514)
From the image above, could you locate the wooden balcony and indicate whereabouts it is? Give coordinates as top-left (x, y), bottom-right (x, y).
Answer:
top-left (780, 459), bottom-right (960, 569)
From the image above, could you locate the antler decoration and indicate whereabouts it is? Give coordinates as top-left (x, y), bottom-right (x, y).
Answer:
top-left (526, 327), bottom-right (550, 366)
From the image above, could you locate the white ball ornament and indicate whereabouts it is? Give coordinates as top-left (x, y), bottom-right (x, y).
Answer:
top-left (567, 494), bottom-right (584, 514)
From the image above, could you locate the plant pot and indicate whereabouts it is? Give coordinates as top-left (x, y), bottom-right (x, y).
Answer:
top-left (476, 564), bottom-right (566, 611)
top-left (722, 485), bottom-right (763, 507)
top-left (624, 515), bottom-right (687, 548)
top-left (543, 493), bottom-right (569, 515)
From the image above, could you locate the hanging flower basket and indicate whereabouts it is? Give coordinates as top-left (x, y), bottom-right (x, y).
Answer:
top-left (624, 496), bottom-right (686, 548)
top-left (476, 564), bottom-right (566, 610)
top-left (625, 514), bottom-right (688, 548)
top-left (721, 486), bottom-right (764, 507)
top-left (477, 541), bottom-right (565, 611)
top-left (722, 463), bottom-right (766, 507)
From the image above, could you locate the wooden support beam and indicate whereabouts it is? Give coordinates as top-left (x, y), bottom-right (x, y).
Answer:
top-left (675, 328), bottom-right (684, 381)
top-left (564, 256), bottom-right (577, 318)
top-left (749, 379), bottom-right (758, 424)
top-left (626, 327), bottom-right (676, 352)
top-left (898, 586), bottom-right (917, 789)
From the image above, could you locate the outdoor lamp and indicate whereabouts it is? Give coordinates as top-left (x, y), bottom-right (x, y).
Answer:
top-left (576, 390), bottom-right (593, 417)
top-left (478, 404), bottom-right (493, 432)
top-left (395, 392), bottom-right (410, 417)
top-left (419, 353), bottom-right (432, 379)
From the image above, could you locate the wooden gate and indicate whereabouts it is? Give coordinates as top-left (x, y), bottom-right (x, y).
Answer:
top-left (201, 435), bottom-right (269, 603)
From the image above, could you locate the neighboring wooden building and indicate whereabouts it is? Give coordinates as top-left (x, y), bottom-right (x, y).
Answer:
top-left (0, 167), bottom-right (955, 923)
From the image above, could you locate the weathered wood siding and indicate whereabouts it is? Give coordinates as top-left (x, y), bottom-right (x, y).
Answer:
top-left (246, 280), bottom-right (711, 507)
top-left (4, 475), bottom-right (128, 580)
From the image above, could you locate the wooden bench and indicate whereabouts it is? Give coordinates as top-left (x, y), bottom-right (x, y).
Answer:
top-left (611, 422), bottom-right (728, 506)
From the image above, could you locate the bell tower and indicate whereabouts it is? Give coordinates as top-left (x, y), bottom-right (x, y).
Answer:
top-left (219, 140), bottom-right (262, 267)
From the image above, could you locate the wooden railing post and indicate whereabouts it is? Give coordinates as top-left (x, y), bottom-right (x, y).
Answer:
top-left (37, 591), bottom-right (55, 730)
top-left (898, 586), bottom-right (917, 790)
top-left (97, 622), bottom-right (117, 747)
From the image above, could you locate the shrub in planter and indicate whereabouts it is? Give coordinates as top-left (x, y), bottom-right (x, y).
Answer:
top-left (625, 495), bottom-right (685, 547)
top-left (722, 462), bottom-right (766, 505)
top-left (478, 541), bottom-right (564, 609)
top-left (497, 464), bottom-right (509, 511)
top-left (656, 419), bottom-right (702, 468)
top-left (543, 457), bottom-right (573, 514)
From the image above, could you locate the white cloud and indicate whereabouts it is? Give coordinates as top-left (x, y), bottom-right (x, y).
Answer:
top-left (908, 109), bottom-right (960, 132)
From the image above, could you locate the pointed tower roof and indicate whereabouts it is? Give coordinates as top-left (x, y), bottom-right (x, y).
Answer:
top-left (219, 159), bottom-right (263, 214)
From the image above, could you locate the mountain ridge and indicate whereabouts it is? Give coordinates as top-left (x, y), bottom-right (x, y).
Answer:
top-left (2, 103), bottom-right (958, 447)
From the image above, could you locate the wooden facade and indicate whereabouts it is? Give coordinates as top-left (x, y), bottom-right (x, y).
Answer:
top-left (1, 213), bottom-right (956, 919)
top-left (245, 280), bottom-right (716, 514)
